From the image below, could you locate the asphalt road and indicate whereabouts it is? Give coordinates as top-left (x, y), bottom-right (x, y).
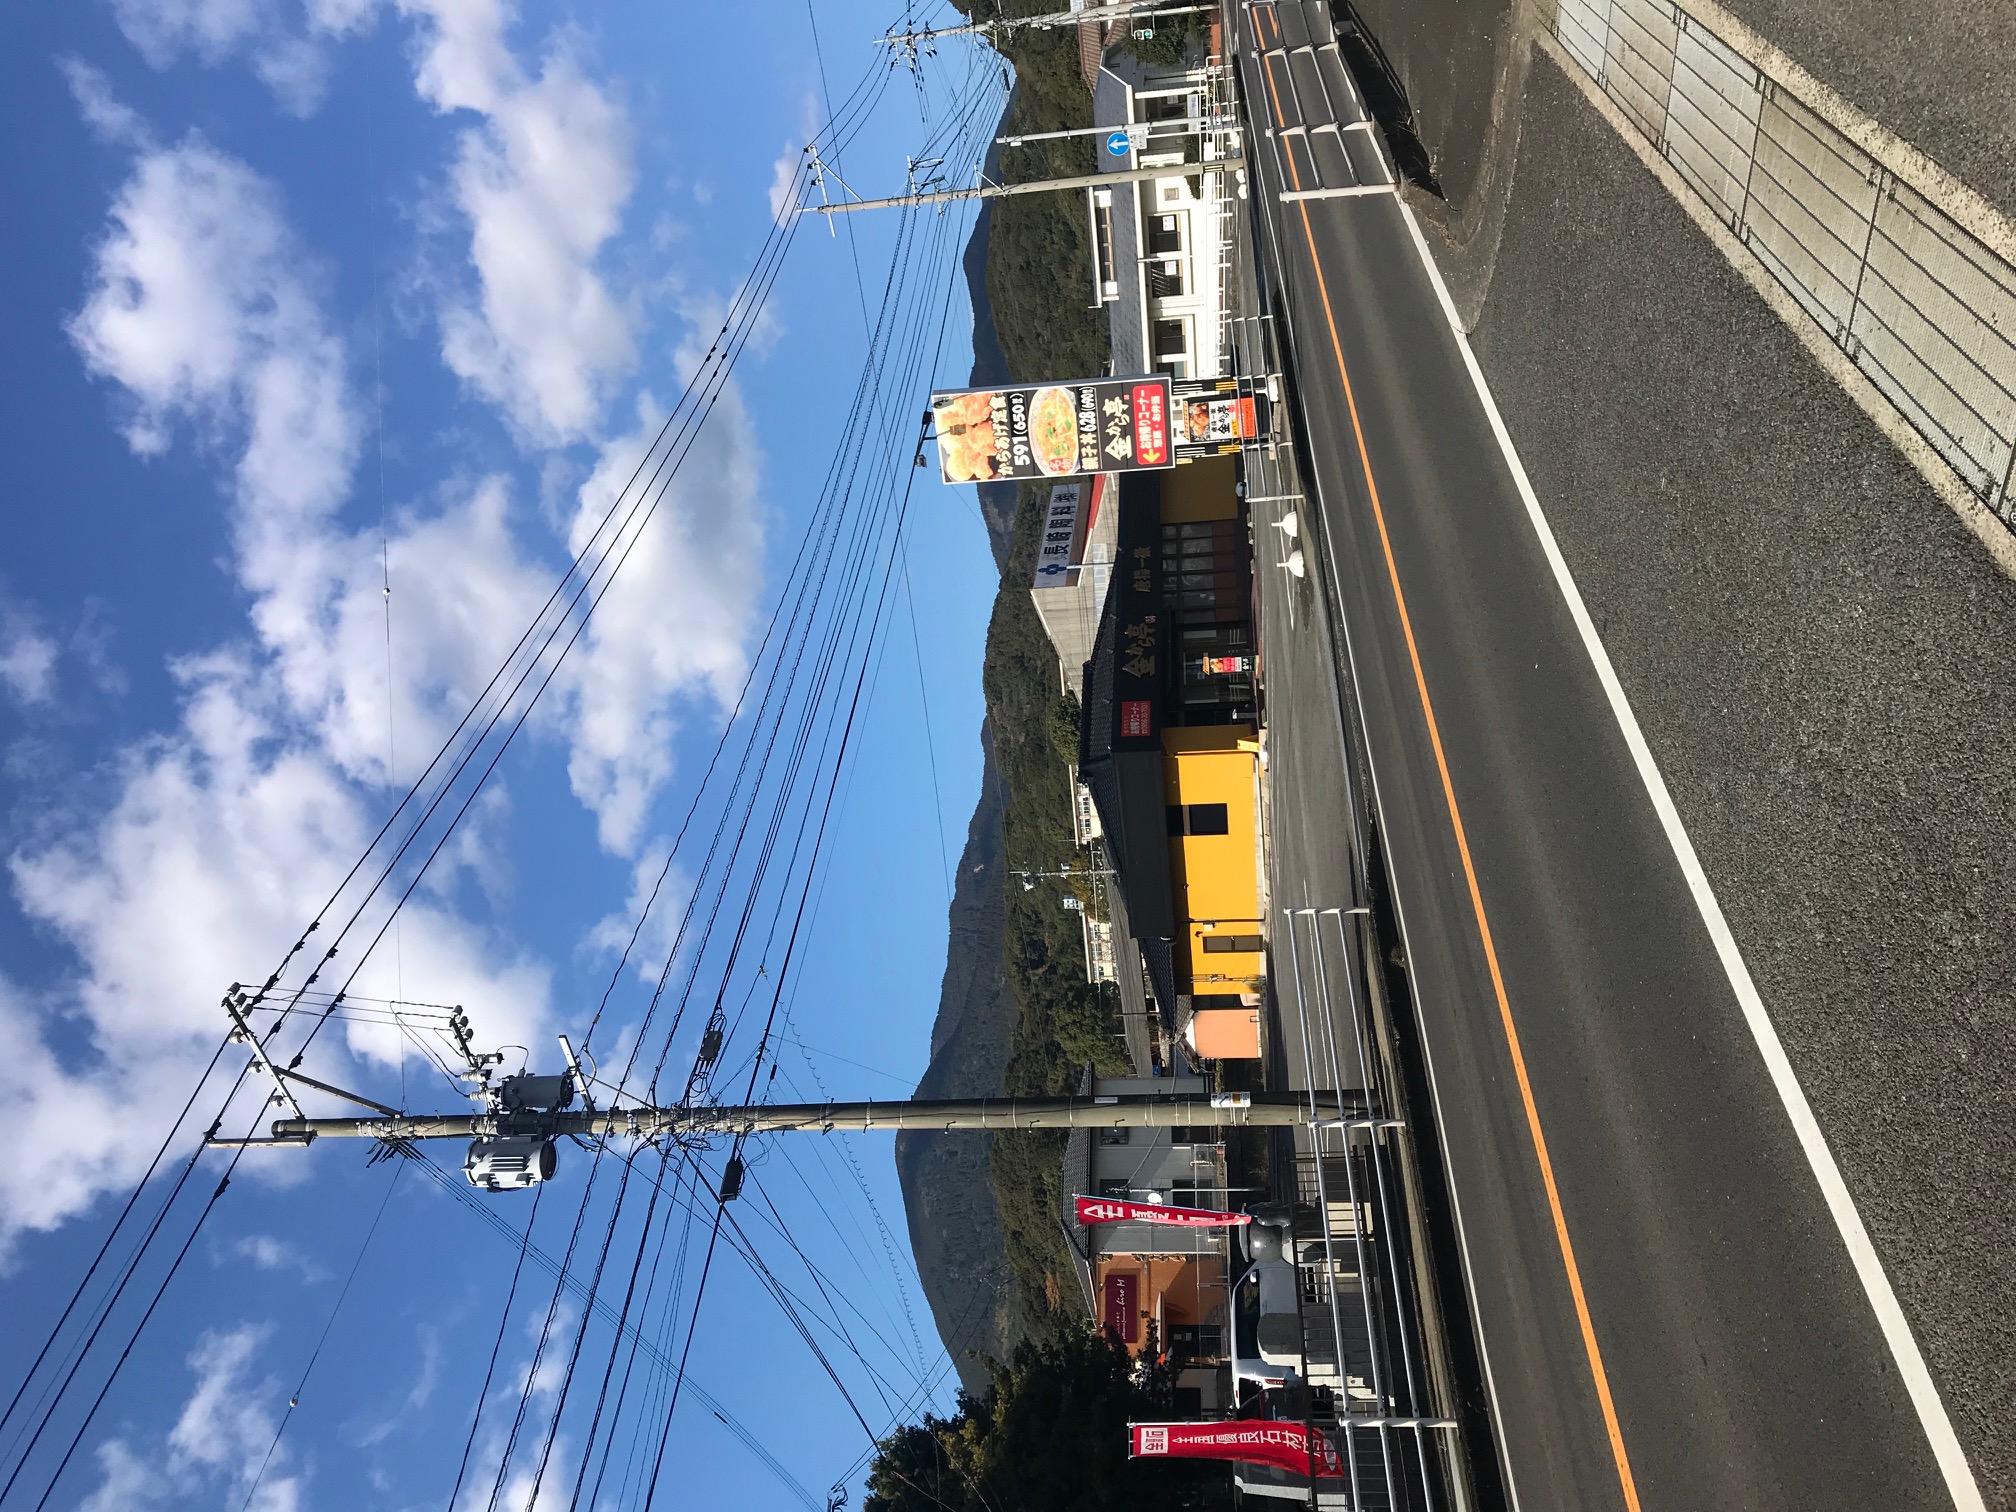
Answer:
top-left (1234, 3), bottom-right (1980, 1509)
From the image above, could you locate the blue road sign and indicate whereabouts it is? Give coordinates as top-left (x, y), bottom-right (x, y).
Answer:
top-left (1105, 130), bottom-right (1132, 157)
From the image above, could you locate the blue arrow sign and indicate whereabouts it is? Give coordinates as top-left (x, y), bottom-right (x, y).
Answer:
top-left (1105, 130), bottom-right (1132, 157)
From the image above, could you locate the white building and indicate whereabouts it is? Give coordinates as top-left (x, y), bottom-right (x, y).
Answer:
top-left (1088, 44), bottom-right (1239, 381)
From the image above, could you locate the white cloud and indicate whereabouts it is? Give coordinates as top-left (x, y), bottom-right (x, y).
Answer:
top-left (12, 15), bottom-right (768, 1254)
top-left (3, 131), bottom-right (554, 1254)
top-left (107, 0), bottom-right (378, 116)
top-left (406, 1324), bottom-right (443, 1408)
top-left (62, 59), bottom-right (150, 148)
top-left (767, 142), bottom-right (802, 220)
top-left (74, 1323), bottom-right (303, 1512)
top-left (0, 612), bottom-right (58, 706)
top-left (68, 135), bottom-right (356, 483)
top-left (229, 1232), bottom-right (330, 1281)
top-left (2, 658), bottom-right (552, 1248)
top-left (766, 93), bottom-right (818, 221)
top-left (65, 135), bottom-right (553, 790)
top-left (402, 0), bottom-right (636, 446)
top-left (559, 391), bottom-right (764, 853)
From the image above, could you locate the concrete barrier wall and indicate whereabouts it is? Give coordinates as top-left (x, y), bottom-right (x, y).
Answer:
top-left (1545, 0), bottom-right (2016, 530)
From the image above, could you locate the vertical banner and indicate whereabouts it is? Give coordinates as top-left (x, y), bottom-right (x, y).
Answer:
top-left (1103, 1271), bottom-right (1140, 1342)
top-left (930, 377), bottom-right (1175, 483)
top-left (1031, 482), bottom-right (1083, 588)
top-left (1130, 1422), bottom-right (1347, 1478)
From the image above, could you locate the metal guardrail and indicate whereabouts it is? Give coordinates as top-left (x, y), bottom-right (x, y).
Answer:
top-left (1279, 906), bottom-right (1454, 1512)
top-left (1547, 0), bottom-right (2016, 527)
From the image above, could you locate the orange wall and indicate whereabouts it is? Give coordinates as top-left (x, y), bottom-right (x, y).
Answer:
top-left (1094, 1254), bottom-right (1230, 1357)
top-left (1162, 725), bottom-right (1264, 995)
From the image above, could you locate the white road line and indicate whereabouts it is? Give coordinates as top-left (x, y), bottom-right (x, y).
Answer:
top-left (1394, 200), bottom-right (1988, 1512)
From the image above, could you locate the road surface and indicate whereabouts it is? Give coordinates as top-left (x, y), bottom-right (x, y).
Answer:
top-left (1234, 3), bottom-right (1983, 1509)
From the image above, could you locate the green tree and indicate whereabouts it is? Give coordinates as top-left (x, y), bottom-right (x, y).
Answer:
top-left (1048, 689), bottom-right (1082, 768)
top-left (1121, 15), bottom-right (1205, 69)
top-left (864, 1328), bottom-right (1230, 1512)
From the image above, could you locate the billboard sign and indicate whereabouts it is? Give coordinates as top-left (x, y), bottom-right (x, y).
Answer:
top-left (1180, 393), bottom-right (1259, 445)
top-left (931, 377), bottom-right (1174, 484)
top-left (1076, 1196), bottom-right (1250, 1228)
top-left (1130, 1422), bottom-right (1347, 1479)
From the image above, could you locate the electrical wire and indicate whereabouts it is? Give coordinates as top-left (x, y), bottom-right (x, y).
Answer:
top-left (236, 1162), bottom-right (406, 1512)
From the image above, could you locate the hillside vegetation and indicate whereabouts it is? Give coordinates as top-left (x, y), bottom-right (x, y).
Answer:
top-left (951, 0), bottom-right (1129, 1342)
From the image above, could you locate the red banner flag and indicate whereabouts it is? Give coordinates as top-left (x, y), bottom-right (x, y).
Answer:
top-left (1075, 1196), bottom-right (1252, 1228)
top-left (1130, 1421), bottom-right (1347, 1478)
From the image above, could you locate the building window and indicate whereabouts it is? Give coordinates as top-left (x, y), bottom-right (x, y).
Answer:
top-left (1202, 933), bottom-right (1264, 953)
top-left (1098, 1126), bottom-right (1131, 1146)
top-left (1169, 1126), bottom-right (1222, 1147)
top-left (1098, 1178), bottom-right (1131, 1199)
top-left (1147, 214), bottom-right (1183, 256)
top-left (1168, 1324), bottom-right (1224, 1361)
top-left (1153, 313), bottom-right (1190, 380)
top-left (1182, 624), bottom-right (1250, 647)
top-left (1147, 259), bottom-right (1185, 299)
top-left (1167, 803), bottom-right (1230, 836)
top-left (1092, 198), bottom-right (1118, 301)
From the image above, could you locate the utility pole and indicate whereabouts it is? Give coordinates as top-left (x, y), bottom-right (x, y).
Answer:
top-left (809, 157), bottom-right (1244, 216)
top-left (996, 120), bottom-right (1206, 149)
top-left (206, 1001), bottom-right (1370, 1193)
top-left (220, 1089), bottom-right (1368, 1147)
top-left (879, 2), bottom-right (1215, 47)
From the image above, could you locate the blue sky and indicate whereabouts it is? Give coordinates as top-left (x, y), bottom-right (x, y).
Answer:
top-left (0, 2), bottom-right (1004, 1508)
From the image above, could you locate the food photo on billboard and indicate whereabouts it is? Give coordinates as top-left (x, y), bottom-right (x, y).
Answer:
top-left (929, 376), bottom-right (1175, 484)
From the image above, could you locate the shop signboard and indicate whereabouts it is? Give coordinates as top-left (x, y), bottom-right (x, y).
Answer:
top-left (1129, 1422), bottom-right (1347, 1479)
top-left (1103, 1271), bottom-right (1140, 1342)
top-left (1179, 393), bottom-right (1260, 445)
top-left (930, 377), bottom-right (1174, 484)
top-left (1110, 475), bottom-right (1164, 753)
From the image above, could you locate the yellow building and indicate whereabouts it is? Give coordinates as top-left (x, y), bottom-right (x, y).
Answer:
top-left (1079, 457), bottom-right (1265, 1057)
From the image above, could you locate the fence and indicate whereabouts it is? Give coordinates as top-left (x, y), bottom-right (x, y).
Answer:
top-left (1546, 0), bottom-right (2016, 528)
top-left (1277, 906), bottom-right (1455, 1512)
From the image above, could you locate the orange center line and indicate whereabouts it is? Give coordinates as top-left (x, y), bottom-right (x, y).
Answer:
top-left (1244, 8), bottom-right (1643, 1509)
